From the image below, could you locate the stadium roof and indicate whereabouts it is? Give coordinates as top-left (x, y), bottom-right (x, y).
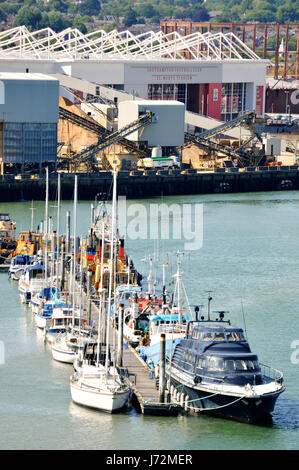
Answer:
top-left (0, 25), bottom-right (263, 62)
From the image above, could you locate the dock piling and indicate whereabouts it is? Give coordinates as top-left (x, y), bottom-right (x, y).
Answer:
top-left (159, 333), bottom-right (166, 403)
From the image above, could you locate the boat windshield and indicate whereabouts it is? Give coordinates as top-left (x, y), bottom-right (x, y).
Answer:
top-left (30, 270), bottom-right (44, 279)
top-left (197, 356), bottom-right (260, 372)
top-left (201, 331), bottom-right (245, 342)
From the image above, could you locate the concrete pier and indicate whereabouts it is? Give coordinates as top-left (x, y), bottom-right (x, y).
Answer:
top-left (1, 166), bottom-right (299, 201)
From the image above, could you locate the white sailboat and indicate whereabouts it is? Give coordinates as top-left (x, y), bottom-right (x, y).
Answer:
top-left (70, 163), bottom-right (130, 412)
top-left (51, 176), bottom-right (96, 363)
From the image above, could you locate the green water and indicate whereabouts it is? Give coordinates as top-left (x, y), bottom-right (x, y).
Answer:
top-left (0, 191), bottom-right (299, 450)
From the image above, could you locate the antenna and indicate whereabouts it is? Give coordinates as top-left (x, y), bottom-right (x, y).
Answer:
top-left (206, 290), bottom-right (213, 321)
top-left (30, 200), bottom-right (35, 232)
top-left (241, 300), bottom-right (248, 339)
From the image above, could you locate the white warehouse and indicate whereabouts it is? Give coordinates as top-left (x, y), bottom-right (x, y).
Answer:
top-left (0, 26), bottom-right (268, 122)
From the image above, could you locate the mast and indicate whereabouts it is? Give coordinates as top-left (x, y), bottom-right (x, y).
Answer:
top-left (96, 215), bottom-right (105, 367)
top-left (44, 167), bottom-right (49, 285)
top-left (105, 162), bottom-right (117, 374)
top-left (56, 173), bottom-right (61, 289)
top-left (72, 175), bottom-right (78, 328)
top-left (176, 251), bottom-right (183, 326)
top-left (30, 200), bottom-right (34, 232)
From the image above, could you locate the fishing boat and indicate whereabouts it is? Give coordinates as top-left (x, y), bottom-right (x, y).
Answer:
top-left (0, 213), bottom-right (16, 267)
top-left (8, 254), bottom-right (35, 280)
top-left (137, 312), bottom-right (187, 369)
top-left (167, 307), bottom-right (285, 423)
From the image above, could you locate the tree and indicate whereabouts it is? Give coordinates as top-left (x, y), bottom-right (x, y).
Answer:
top-left (0, 6), bottom-right (6, 23)
top-left (73, 16), bottom-right (88, 34)
top-left (13, 6), bottom-right (42, 31)
top-left (123, 7), bottom-right (137, 27)
top-left (192, 8), bottom-right (210, 22)
top-left (47, 10), bottom-right (71, 32)
top-left (78, 0), bottom-right (101, 16)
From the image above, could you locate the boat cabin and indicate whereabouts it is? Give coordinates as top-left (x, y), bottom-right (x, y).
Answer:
top-left (172, 322), bottom-right (264, 386)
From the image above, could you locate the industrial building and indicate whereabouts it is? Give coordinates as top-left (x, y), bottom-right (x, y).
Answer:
top-left (0, 73), bottom-right (59, 172)
top-left (0, 26), bottom-right (268, 121)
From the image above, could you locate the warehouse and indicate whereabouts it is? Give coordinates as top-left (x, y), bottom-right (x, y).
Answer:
top-left (0, 27), bottom-right (268, 121)
top-left (0, 73), bottom-right (59, 172)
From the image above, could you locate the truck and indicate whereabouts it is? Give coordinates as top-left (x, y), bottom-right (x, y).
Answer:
top-left (138, 155), bottom-right (180, 170)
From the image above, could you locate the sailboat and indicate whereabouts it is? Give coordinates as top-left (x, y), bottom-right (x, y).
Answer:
top-left (51, 175), bottom-right (95, 364)
top-left (70, 163), bottom-right (130, 412)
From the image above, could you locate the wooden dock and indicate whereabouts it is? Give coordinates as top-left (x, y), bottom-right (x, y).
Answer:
top-left (74, 278), bottom-right (181, 415)
top-left (122, 343), bottom-right (181, 416)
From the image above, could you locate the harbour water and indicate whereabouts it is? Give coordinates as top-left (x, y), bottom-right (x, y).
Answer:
top-left (0, 191), bottom-right (299, 450)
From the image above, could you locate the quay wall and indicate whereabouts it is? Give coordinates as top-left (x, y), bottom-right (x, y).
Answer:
top-left (0, 167), bottom-right (299, 202)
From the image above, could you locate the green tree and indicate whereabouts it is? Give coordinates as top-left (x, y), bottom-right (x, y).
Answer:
top-left (47, 10), bottom-right (71, 31)
top-left (72, 16), bottom-right (88, 34)
top-left (123, 7), bottom-right (137, 27)
top-left (13, 6), bottom-right (42, 31)
top-left (78, 0), bottom-right (101, 16)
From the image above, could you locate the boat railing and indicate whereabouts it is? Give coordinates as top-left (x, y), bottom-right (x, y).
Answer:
top-left (152, 324), bottom-right (186, 335)
top-left (259, 362), bottom-right (284, 384)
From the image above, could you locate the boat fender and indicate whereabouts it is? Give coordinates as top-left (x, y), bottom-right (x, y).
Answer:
top-left (185, 395), bottom-right (189, 411)
top-left (180, 393), bottom-right (185, 407)
top-left (194, 376), bottom-right (201, 384)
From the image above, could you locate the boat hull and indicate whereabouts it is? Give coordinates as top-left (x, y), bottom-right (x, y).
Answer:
top-left (70, 381), bottom-right (130, 413)
top-left (36, 315), bottom-right (49, 329)
top-left (170, 376), bottom-right (283, 424)
top-left (52, 346), bottom-right (75, 364)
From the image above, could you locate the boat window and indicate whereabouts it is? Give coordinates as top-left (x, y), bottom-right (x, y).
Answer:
top-left (234, 359), bottom-right (247, 371)
top-left (202, 332), bottom-right (213, 341)
top-left (207, 356), bottom-right (225, 371)
top-left (225, 359), bottom-right (235, 371)
top-left (214, 332), bottom-right (225, 341)
top-left (227, 331), bottom-right (246, 341)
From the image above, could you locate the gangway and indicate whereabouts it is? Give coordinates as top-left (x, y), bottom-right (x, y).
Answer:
top-left (59, 112), bottom-right (153, 169)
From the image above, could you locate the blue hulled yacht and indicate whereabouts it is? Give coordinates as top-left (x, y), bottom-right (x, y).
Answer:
top-left (168, 309), bottom-right (285, 423)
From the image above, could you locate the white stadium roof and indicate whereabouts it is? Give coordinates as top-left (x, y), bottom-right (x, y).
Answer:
top-left (0, 25), bottom-right (262, 62)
